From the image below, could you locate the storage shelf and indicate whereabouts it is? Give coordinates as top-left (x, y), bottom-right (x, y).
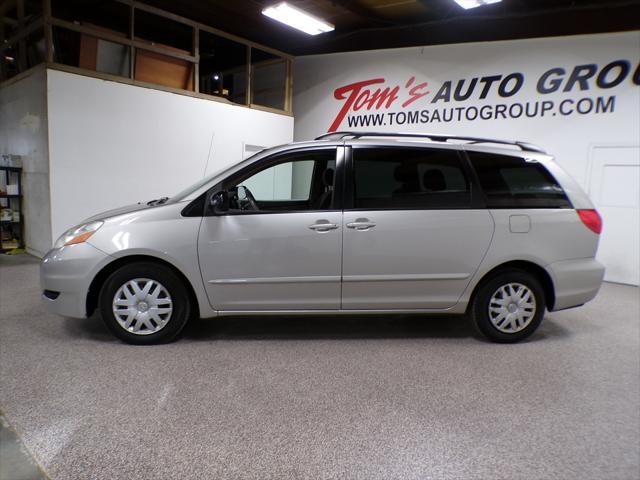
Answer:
top-left (0, 164), bottom-right (24, 252)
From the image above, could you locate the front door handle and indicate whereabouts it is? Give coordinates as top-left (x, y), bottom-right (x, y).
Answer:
top-left (346, 218), bottom-right (376, 231)
top-left (308, 221), bottom-right (338, 232)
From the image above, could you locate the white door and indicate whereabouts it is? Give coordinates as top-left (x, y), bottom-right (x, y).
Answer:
top-left (588, 145), bottom-right (640, 286)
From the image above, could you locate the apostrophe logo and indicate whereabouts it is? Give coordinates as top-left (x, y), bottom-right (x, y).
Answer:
top-left (328, 77), bottom-right (429, 132)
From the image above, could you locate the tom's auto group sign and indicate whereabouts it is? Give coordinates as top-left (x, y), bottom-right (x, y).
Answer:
top-left (327, 60), bottom-right (640, 132)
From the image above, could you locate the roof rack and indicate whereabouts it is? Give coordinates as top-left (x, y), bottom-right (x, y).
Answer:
top-left (314, 131), bottom-right (546, 154)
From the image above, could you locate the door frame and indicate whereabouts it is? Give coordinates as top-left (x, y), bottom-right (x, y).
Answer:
top-left (586, 142), bottom-right (640, 198)
top-left (586, 142), bottom-right (640, 286)
top-left (203, 145), bottom-right (347, 215)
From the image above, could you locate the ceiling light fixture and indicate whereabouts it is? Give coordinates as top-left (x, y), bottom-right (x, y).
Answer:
top-left (262, 2), bottom-right (335, 35)
top-left (453, 0), bottom-right (502, 10)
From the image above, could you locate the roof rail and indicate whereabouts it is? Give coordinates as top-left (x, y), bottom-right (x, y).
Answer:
top-left (314, 131), bottom-right (546, 154)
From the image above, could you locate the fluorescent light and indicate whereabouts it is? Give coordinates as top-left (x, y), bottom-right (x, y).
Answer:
top-left (262, 2), bottom-right (334, 36)
top-left (453, 0), bottom-right (502, 9)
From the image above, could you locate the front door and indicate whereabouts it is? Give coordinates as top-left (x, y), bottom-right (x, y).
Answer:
top-left (198, 147), bottom-right (343, 310)
top-left (341, 146), bottom-right (494, 310)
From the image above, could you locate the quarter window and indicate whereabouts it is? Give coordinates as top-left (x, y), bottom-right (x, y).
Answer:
top-left (468, 152), bottom-right (571, 208)
top-left (352, 148), bottom-right (471, 209)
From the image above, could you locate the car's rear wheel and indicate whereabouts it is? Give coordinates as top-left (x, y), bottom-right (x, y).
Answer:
top-left (98, 262), bottom-right (191, 344)
top-left (471, 269), bottom-right (546, 343)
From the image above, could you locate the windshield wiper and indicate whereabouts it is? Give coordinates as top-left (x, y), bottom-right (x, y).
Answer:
top-left (146, 197), bottom-right (169, 206)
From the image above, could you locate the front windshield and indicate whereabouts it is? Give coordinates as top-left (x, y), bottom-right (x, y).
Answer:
top-left (168, 147), bottom-right (272, 203)
top-left (169, 172), bottom-right (219, 202)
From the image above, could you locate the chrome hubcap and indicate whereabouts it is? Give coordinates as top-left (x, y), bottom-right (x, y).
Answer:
top-left (112, 278), bottom-right (173, 335)
top-left (488, 282), bottom-right (536, 333)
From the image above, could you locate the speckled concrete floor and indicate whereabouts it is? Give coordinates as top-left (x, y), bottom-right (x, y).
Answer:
top-left (0, 254), bottom-right (639, 480)
top-left (0, 413), bottom-right (48, 480)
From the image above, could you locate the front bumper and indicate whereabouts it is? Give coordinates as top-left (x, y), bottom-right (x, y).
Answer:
top-left (40, 242), bottom-right (112, 318)
top-left (546, 257), bottom-right (605, 311)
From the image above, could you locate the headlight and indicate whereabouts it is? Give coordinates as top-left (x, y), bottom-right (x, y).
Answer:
top-left (54, 221), bottom-right (103, 248)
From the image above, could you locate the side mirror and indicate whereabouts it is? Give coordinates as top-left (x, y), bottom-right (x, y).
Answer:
top-left (210, 191), bottom-right (229, 214)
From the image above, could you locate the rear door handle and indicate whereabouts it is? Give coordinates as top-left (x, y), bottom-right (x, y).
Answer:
top-left (346, 218), bottom-right (376, 230)
top-left (308, 221), bottom-right (338, 232)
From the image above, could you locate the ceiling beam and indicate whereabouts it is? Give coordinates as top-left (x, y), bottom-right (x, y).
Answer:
top-left (334, 0), bottom-right (398, 26)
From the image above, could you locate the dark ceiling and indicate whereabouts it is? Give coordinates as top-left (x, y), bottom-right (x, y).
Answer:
top-left (143, 0), bottom-right (640, 55)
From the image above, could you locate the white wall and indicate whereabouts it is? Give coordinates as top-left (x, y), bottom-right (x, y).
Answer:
top-left (293, 31), bottom-right (640, 285)
top-left (0, 67), bottom-right (52, 256)
top-left (47, 69), bottom-right (294, 240)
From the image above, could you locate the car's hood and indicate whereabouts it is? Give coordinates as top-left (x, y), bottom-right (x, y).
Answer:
top-left (82, 202), bottom-right (156, 223)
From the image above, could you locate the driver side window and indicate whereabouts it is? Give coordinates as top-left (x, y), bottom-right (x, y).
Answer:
top-left (229, 149), bottom-right (337, 213)
top-left (240, 160), bottom-right (315, 202)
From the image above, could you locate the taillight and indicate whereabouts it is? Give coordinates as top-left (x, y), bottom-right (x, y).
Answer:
top-left (577, 209), bottom-right (602, 234)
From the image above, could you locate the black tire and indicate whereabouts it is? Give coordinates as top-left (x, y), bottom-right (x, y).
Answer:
top-left (98, 262), bottom-right (191, 345)
top-left (471, 269), bottom-right (546, 343)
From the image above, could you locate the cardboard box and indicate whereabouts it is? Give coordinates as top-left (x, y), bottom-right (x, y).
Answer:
top-left (135, 49), bottom-right (194, 91)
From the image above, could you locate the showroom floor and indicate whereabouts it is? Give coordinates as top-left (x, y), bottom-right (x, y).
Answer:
top-left (0, 254), bottom-right (638, 480)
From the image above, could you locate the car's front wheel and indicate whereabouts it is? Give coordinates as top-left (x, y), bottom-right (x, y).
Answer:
top-left (98, 262), bottom-right (191, 344)
top-left (471, 269), bottom-right (546, 343)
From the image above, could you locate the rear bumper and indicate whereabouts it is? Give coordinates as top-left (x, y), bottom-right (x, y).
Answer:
top-left (40, 242), bottom-right (112, 318)
top-left (546, 258), bottom-right (605, 311)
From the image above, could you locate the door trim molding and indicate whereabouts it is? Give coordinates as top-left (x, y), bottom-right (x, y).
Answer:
top-left (342, 273), bottom-right (470, 282)
top-left (208, 275), bottom-right (340, 285)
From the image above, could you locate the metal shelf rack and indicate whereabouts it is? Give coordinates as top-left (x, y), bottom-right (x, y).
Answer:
top-left (0, 166), bottom-right (24, 253)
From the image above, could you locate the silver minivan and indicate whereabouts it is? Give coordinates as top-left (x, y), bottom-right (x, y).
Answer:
top-left (40, 132), bottom-right (605, 344)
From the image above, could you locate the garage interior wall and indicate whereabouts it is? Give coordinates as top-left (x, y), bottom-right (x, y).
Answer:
top-left (45, 69), bottom-right (294, 243)
top-left (0, 67), bottom-right (52, 256)
top-left (293, 31), bottom-right (640, 286)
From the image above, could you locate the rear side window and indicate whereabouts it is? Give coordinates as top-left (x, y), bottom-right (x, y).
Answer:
top-left (468, 152), bottom-right (571, 208)
top-left (352, 147), bottom-right (471, 209)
